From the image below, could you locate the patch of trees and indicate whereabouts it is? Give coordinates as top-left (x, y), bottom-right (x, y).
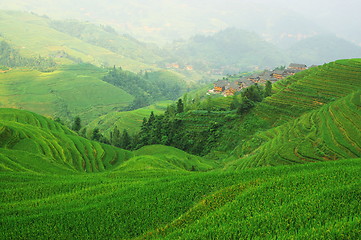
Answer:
top-left (102, 67), bottom-right (183, 109)
top-left (90, 82), bottom-right (273, 156)
top-left (105, 101), bottom-right (222, 155)
top-left (0, 41), bottom-right (56, 71)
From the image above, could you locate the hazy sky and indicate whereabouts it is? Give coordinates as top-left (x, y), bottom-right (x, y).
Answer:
top-left (0, 0), bottom-right (360, 45)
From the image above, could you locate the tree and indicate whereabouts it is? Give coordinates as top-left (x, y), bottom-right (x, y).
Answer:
top-left (264, 80), bottom-right (272, 97)
top-left (237, 96), bottom-right (255, 114)
top-left (230, 96), bottom-right (240, 110)
top-left (177, 98), bottom-right (184, 114)
top-left (120, 129), bottom-right (131, 150)
top-left (110, 126), bottom-right (121, 146)
top-left (242, 85), bottom-right (263, 102)
top-left (148, 111), bottom-right (156, 125)
top-left (72, 116), bottom-right (81, 132)
top-left (91, 128), bottom-right (101, 141)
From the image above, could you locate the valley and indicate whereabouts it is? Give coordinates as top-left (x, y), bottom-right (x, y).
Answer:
top-left (0, 7), bottom-right (360, 240)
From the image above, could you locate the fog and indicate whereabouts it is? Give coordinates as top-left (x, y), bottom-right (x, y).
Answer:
top-left (0, 0), bottom-right (360, 46)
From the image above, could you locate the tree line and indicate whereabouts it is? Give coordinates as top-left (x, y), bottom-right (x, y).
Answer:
top-left (102, 67), bottom-right (183, 109)
top-left (0, 41), bottom-right (56, 71)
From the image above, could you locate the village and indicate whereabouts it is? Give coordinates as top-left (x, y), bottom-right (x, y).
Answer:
top-left (209, 63), bottom-right (314, 96)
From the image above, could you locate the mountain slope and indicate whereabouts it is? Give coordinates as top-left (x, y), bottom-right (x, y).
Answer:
top-left (170, 28), bottom-right (289, 72)
top-left (0, 10), bottom-right (161, 71)
top-left (221, 59), bottom-right (361, 168)
top-left (226, 91), bottom-right (361, 169)
top-left (288, 34), bottom-right (361, 65)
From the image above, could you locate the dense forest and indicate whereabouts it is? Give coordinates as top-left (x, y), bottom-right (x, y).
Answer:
top-left (102, 67), bottom-right (185, 109)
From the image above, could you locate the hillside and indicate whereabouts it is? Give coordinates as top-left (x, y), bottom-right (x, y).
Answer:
top-left (1, 130), bottom-right (360, 239)
top-left (217, 59), bottom-right (361, 166)
top-left (226, 91), bottom-right (361, 169)
top-left (0, 64), bottom-right (134, 124)
top-left (132, 59), bottom-right (361, 164)
top-left (169, 28), bottom-right (289, 73)
top-left (0, 10), bottom-right (162, 71)
top-left (0, 59), bottom-right (360, 238)
top-left (288, 34), bottom-right (361, 65)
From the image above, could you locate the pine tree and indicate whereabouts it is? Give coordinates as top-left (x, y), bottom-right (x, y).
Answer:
top-left (120, 129), bottom-right (131, 149)
top-left (111, 126), bottom-right (121, 147)
top-left (264, 80), bottom-right (272, 97)
top-left (177, 99), bottom-right (184, 114)
top-left (148, 111), bottom-right (155, 125)
top-left (72, 116), bottom-right (81, 132)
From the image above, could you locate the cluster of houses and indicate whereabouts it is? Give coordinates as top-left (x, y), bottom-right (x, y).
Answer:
top-left (209, 63), bottom-right (311, 96)
top-left (165, 63), bottom-right (193, 71)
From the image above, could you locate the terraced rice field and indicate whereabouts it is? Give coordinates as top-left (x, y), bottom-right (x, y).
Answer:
top-left (227, 59), bottom-right (361, 169)
top-left (260, 59), bottom-right (361, 121)
top-left (0, 108), bottom-right (133, 173)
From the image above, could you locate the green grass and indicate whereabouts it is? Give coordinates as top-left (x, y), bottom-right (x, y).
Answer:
top-left (0, 64), bottom-right (134, 124)
top-left (0, 154), bottom-right (360, 239)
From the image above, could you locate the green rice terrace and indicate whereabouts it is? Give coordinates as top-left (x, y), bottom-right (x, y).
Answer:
top-left (0, 59), bottom-right (361, 239)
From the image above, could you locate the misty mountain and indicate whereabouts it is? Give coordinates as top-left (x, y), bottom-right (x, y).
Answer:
top-left (49, 19), bottom-right (166, 65)
top-left (169, 28), bottom-right (289, 73)
top-left (288, 34), bottom-right (361, 65)
top-left (1, 0), bottom-right (360, 48)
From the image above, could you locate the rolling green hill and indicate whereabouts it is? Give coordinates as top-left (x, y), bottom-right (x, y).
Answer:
top-left (0, 57), bottom-right (361, 238)
top-left (0, 108), bottom-right (134, 173)
top-left (1, 134), bottom-right (360, 239)
top-left (132, 59), bottom-right (361, 164)
top-left (0, 64), bottom-right (134, 124)
top-left (0, 10), bottom-right (161, 71)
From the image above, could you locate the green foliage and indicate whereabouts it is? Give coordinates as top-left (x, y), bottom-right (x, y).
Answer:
top-left (237, 96), bottom-right (255, 114)
top-left (71, 116), bottom-right (81, 132)
top-left (176, 99), bottom-right (184, 113)
top-left (264, 80), bottom-right (272, 97)
top-left (0, 10), bottom-right (160, 71)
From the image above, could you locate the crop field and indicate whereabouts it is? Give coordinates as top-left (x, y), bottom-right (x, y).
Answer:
top-left (227, 91), bottom-right (361, 169)
top-left (0, 64), bottom-right (134, 124)
top-left (219, 59), bottom-right (361, 167)
top-left (258, 59), bottom-right (361, 122)
top-left (1, 150), bottom-right (360, 239)
top-left (0, 108), bottom-right (134, 173)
